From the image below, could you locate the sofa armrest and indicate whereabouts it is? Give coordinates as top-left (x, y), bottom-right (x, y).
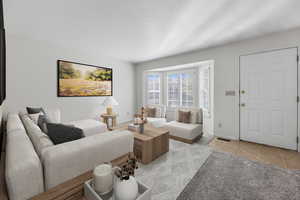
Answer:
top-left (42, 130), bottom-right (134, 190)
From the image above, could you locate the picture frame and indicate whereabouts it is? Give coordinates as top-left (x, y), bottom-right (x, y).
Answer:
top-left (57, 60), bottom-right (113, 97)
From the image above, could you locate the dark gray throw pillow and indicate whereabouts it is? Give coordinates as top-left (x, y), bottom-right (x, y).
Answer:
top-left (38, 115), bottom-right (52, 133)
top-left (46, 123), bottom-right (84, 145)
top-left (26, 107), bottom-right (46, 114)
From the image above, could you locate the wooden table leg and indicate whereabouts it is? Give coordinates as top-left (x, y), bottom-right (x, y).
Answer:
top-left (112, 117), bottom-right (117, 127)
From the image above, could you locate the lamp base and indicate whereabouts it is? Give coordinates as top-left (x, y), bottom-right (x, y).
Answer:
top-left (106, 107), bottom-right (113, 115)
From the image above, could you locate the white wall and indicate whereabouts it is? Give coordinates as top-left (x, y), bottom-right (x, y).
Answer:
top-left (135, 27), bottom-right (300, 148)
top-left (5, 34), bottom-right (136, 123)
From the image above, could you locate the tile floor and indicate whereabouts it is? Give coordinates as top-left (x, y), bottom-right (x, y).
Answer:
top-left (135, 134), bottom-right (214, 200)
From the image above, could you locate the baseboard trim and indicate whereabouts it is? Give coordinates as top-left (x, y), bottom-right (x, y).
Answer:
top-left (217, 137), bottom-right (231, 142)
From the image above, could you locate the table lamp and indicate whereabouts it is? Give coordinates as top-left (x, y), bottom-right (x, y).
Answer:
top-left (102, 97), bottom-right (119, 115)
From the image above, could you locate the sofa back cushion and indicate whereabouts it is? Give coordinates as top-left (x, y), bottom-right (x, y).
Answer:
top-left (20, 114), bottom-right (54, 157)
top-left (6, 113), bottom-right (44, 200)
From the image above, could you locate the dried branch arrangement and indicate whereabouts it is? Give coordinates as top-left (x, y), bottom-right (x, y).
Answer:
top-left (114, 155), bottom-right (138, 181)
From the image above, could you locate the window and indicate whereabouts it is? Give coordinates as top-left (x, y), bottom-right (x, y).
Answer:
top-left (146, 73), bottom-right (161, 105)
top-left (199, 66), bottom-right (210, 112)
top-left (167, 71), bottom-right (194, 107)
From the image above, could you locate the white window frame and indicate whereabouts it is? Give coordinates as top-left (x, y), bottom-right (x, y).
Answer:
top-left (199, 65), bottom-right (211, 116)
top-left (165, 69), bottom-right (197, 108)
top-left (145, 72), bottom-right (162, 105)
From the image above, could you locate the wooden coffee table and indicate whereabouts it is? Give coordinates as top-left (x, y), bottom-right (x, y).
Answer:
top-left (123, 125), bottom-right (169, 164)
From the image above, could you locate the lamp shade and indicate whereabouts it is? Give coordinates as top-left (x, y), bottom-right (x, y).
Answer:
top-left (102, 97), bottom-right (119, 106)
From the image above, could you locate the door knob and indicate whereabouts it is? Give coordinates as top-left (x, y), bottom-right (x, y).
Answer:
top-left (240, 103), bottom-right (246, 107)
top-left (240, 90), bottom-right (245, 94)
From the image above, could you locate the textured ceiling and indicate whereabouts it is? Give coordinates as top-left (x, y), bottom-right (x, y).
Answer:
top-left (4, 0), bottom-right (300, 63)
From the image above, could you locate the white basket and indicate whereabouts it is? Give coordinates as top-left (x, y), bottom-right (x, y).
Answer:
top-left (84, 179), bottom-right (151, 200)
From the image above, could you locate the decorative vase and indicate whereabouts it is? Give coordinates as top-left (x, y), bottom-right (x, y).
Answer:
top-left (114, 176), bottom-right (138, 200)
top-left (139, 123), bottom-right (144, 134)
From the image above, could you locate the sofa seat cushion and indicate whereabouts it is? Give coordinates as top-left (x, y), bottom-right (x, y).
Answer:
top-left (69, 119), bottom-right (107, 137)
top-left (147, 117), bottom-right (167, 128)
top-left (164, 121), bottom-right (203, 140)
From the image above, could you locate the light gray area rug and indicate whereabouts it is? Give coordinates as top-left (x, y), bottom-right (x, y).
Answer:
top-left (177, 151), bottom-right (300, 200)
top-left (135, 133), bottom-right (214, 200)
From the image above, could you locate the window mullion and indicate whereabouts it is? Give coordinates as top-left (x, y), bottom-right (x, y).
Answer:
top-left (180, 73), bottom-right (182, 107)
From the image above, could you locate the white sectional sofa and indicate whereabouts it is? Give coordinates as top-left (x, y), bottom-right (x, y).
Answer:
top-left (5, 110), bottom-right (134, 200)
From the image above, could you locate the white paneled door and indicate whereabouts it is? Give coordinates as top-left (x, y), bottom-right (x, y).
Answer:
top-left (240, 48), bottom-right (298, 150)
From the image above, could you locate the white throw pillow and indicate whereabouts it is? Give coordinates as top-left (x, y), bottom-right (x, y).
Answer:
top-left (190, 110), bottom-right (199, 124)
top-left (28, 112), bottom-right (43, 124)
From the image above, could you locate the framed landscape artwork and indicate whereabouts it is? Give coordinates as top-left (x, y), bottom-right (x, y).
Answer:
top-left (57, 60), bottom-right (112, 97)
